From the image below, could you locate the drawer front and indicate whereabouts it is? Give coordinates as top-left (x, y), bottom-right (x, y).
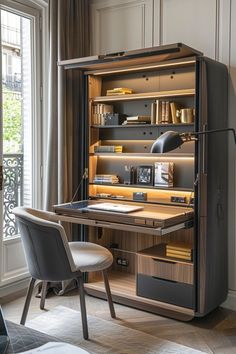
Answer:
top-left (137, 255), bottom-right (193, 284)
top-left (137, 274), bottom-right (194, 309)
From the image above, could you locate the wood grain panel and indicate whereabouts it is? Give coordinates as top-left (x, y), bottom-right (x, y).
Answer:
top-left (137, 254), bottom-right (193, 284)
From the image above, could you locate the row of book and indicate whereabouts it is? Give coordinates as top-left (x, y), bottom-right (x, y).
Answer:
top-left (94, 145), bottom-right (123, 153)
top-left (91, 102), bottom-right (183, 125)
top-left (151, 100), bottom-right (184, 124)
top-left (93, 174), bottom-right (119, 184)
top-left (92, 104), bottom-right (114, 125)
top-left (166, 241), bottom-right (192, 261)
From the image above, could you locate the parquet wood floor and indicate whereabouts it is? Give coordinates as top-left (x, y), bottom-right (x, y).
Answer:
top-left (2, 287), bottom-right (236, 353)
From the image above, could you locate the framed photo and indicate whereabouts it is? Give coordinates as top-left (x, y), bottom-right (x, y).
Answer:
top-left (136, 165), bottom-right (153, 185)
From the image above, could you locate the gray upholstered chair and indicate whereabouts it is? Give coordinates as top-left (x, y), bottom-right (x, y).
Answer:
top-left (13, 207), bottom-right (115, 340)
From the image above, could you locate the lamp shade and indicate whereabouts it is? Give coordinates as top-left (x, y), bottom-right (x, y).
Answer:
top-left (151, 131), bottom-right (184, 153)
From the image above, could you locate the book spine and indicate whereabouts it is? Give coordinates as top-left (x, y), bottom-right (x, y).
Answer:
top-left (151, 103), bottom-right (156, 124)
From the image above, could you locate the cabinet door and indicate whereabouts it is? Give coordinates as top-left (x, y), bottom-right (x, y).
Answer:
top-left (90, 0), bottom-right (153, 55)
top-left (154, 0), bottom-right (217, 59)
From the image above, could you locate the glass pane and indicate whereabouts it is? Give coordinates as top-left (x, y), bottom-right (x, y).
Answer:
top-left (1, 10), bottom-right (32, 238)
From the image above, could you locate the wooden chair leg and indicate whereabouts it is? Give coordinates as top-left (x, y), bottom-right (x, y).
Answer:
top-left (102, 269), bottom-right (116, 318)
top-left (20, 277), bottom-right (36, 325)
top-left (77, 276), bottom-right (89, 340)
top-left (40, 281), bottom-right (48, 310)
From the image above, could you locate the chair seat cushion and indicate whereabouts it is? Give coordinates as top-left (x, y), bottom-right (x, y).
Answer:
top-left (69, 242), bottom-right (113, 272)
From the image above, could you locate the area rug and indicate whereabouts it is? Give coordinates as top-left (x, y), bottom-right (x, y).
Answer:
top-left (26, 306), bottom-right (206, 354)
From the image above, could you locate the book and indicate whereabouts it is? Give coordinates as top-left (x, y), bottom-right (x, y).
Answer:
top-left (151, 103), bottom-right (156, 124)
top-left (166, 251), bottom-right (192, 261)
top-left (166, 241), bottom-right (192, 252)
top-left (170, 102), bottom-right (181, 123)
top-left (155, 100), bottom-right (161, 124)
top-left (106, 87), bottom-right (133, 95)
top-left (94, 145), bottom-right (123, 153)
top-left (154, 162), bottom-right (174, 187)
top-left (166, 248), bottom-right (192, 255)
top-left (126, 115), bottom-right (151, 122)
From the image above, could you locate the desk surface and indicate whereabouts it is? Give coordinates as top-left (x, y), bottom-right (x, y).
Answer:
top-left (54, 200), bottom-right (193, 236)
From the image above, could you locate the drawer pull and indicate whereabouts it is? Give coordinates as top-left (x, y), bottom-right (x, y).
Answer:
top-left (152, 276), bottom-right (178, 283)
top-left (152, 258), bottom-right (177, 265)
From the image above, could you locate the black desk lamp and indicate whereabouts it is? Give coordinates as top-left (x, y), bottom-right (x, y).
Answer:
top-left (151, 128), bottom-right (236, 153)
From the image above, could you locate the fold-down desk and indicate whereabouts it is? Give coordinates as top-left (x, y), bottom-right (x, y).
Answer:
top-left (54, 200), bottom-right (194, 236)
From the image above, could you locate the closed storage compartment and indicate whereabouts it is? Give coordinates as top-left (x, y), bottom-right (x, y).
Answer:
top-left (137, 253), bottom-right (193, 285)
top-left (137, 274), bottom-right (194, 308)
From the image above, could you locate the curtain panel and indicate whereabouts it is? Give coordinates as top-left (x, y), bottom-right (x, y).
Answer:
top-left (45, 0), bottom-right (90, 219)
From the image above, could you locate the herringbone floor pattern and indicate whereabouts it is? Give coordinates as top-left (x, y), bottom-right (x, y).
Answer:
top-left (2, 287), bottom-right (236, 353)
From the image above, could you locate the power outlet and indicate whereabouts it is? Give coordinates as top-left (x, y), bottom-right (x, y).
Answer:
top-left (171, 196), bottom-right (187, 204)
top-left (116, 257), bottom-right (129, 267)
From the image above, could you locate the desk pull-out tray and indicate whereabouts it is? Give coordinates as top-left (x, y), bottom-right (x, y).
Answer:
top-left (53, 200), bottom-right (193, 236)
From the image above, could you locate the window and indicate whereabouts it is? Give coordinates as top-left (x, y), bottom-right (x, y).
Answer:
top-left (0, 0), bottom-right (45, 287)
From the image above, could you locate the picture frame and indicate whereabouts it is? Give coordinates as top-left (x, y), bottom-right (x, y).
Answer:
top-left (136, 165), bottom-right (153, 185)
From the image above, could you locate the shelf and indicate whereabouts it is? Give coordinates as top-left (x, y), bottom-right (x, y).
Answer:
top-left (92, 88), bottom-right (195, 103)
top-left (90, 152), bottom-right (194, 158)
top-left (90, 182), bottom-right (194, 192)
top-left (138, 243), bottom-right (193, 265)
top-left (91, 123), bottom-right (194, 129)
top-left (84, 270), bottom-right (195, 320)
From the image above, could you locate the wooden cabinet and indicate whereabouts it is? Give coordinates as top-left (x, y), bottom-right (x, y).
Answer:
top-left (58, 43), bottom-right (228, 320)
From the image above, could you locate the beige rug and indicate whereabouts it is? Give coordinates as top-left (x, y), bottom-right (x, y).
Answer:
top-left (27, 306), bottom-right (206, 354)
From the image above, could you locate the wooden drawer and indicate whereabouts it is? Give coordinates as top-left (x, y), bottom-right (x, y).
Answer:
top-left (137, 254), bottom-right (193, 285)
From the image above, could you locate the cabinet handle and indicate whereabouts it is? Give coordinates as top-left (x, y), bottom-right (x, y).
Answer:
top-left (152, 258), bottom-right (176, 265)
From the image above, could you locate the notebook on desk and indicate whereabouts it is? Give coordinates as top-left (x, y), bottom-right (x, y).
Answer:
top-left (86, 202), bottom-right (143, 213)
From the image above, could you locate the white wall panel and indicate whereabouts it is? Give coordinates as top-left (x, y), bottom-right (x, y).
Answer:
top-left (2, 237), bottom-right (28, 283)
top-left (90, 0), bottom-right (153, 55)
top-left (157, 0), bottom-right (217, 59)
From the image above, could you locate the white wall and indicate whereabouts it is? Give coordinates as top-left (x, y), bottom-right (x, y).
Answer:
top-left (89, 0), bottom-right (236, 310)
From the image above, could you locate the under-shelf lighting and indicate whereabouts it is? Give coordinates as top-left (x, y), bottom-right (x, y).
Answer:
top-left (91, 59), bottom-right (196, 76)
top-left (96, 155), bottom-right (194, 160)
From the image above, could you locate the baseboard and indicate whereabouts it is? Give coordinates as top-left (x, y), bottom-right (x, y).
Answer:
top-left (0, 277), bottom-right (30, 304)
top-left (221, 290), bottom-right (236, 310)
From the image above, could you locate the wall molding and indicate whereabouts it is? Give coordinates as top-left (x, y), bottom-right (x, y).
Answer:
top-left (90, 0), bottom-right (153, 55)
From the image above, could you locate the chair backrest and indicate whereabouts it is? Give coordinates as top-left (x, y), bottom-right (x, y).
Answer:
top-left (13, 207), bottom-right (77, 281)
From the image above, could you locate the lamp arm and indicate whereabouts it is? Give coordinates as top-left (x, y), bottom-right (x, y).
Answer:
top-left (181, 128), bottom-right (236, 145)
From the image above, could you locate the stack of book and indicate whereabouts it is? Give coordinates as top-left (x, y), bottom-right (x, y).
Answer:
top-left (122, 115), bottom-right (151, 125)
top-left (93, 174), bottom-right (119, 184)
top-left (166, 241), bottom-right (192, 261)
top-left (106, 87), bottom-right (133, 96)
top-left (94, 145), bottom-right (123, 153)
top-left (151, 100), bottom-right (182, 124)
top-left (92, 104), bottom-right (113, 125)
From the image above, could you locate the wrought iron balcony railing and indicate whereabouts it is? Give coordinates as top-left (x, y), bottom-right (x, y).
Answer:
top-left (3, 153), bottom-right (23, 238)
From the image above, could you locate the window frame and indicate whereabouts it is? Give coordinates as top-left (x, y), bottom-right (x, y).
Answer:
top-left (0, 0), bottom-right (47, 288)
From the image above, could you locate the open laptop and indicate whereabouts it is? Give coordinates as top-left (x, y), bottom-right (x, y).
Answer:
top-left (86, 202), bottom-right (143, 213)
top-left (0, 306), bottom-right (10, 354)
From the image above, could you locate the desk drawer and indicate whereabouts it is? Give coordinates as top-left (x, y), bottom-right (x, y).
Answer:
top-left (137, 274), bottom-right (194, 309)
top-left (137, 254), bottom-right (193, 285)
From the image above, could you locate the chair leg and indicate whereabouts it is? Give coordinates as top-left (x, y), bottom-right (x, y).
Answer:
top-left (20, 277), bottom-right (36, 325)
top-left (40, 281), bottom-right (48, 310)
top-left (102, 269), bottom-right (116, 318)
top-left (77, 275), bottom-right (89, 340)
